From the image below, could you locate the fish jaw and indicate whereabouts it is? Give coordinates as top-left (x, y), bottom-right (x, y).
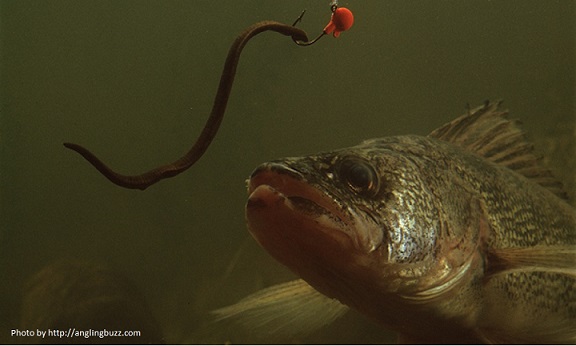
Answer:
top-left (245, 161), bottom-right (385, 298)
top-left (246, 183), bottom-right (353, 279)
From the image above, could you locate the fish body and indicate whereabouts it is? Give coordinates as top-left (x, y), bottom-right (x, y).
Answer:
top-left (239, 102), bottom-right (576, 343)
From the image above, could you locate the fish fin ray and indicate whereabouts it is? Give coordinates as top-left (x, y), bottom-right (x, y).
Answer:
top-left (429, 101), bottom-right (568, 200)
top-left (485, 245), bottom-right (576, 277)
top-left (211, 279), bottom-right (349, 337)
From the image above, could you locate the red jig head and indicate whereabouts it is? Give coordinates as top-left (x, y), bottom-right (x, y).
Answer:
top-left (292, 6), bottom-right (354, 46)
top-left (323, 7), bottom-right (354, 38)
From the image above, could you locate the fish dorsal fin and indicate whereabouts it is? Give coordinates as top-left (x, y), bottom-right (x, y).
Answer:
top-left (212, 279), bottom-right (349, 338)
top-left (429, 101), bottom-right (568, 199)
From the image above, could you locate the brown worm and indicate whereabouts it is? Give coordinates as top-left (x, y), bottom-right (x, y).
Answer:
top-left (64, 21), bottom-right (309, 190)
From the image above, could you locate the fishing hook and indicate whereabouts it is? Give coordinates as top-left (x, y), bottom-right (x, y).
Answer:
top-left (292, 4), bottom-right (354, 46)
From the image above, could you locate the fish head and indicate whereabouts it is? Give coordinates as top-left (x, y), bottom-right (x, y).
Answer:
top-left (245, 137), bottom-right (483, 325)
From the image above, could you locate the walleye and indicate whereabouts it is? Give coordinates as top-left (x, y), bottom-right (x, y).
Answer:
top-left (214, 102), bottom-right (576, 344)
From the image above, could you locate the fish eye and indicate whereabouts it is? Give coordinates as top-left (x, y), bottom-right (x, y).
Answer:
top-left (338, 159), bottom-right (379, 197)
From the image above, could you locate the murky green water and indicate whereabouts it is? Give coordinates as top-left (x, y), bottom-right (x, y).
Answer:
top-left (1, 0), bottom-right (574, 344)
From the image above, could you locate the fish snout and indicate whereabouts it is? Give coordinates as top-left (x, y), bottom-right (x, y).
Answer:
top-left (248, 161), bottom-right (305, 194)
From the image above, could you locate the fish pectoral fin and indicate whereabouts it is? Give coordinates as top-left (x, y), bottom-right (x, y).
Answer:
top-left (478, 316), bottom-right (576, 344)
top-left (211, 279), bottom-right (349, 337)
top-left (485, 245), bottom-right (576, 277)
top-left (479, 246), bottom-right (576, 344)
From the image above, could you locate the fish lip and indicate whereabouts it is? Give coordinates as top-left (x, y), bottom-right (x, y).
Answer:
top-left (248, 162), bottom-right (351, 228)
top-left (248, 162), bottom-right (305, 192)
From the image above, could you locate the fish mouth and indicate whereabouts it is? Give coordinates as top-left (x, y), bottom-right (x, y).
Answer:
top-left (246, 161), bottom-right (384, 264)
top-left (245, 162), bottom-right (360, 279)
top-left (247, 162), bottom-right (350, 230)
top-left (246, 162), bottom-right (357, 247)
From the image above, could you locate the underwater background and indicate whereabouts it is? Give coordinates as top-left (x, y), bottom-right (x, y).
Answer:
top-left (1, 0), bottom-right (574, 344)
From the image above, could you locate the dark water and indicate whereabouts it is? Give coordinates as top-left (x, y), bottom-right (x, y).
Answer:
top-left (1, 0), bottom-right (574, 344)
